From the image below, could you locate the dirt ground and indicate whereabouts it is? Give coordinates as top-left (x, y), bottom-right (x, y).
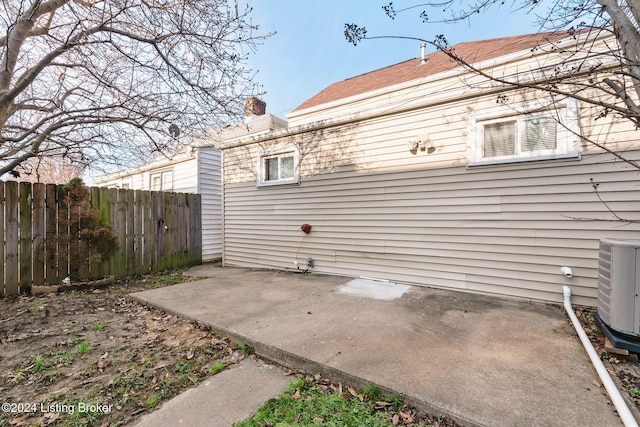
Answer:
top-left (1, 270), bottom-right (639, 427)
top-left (0, 271), bottom-right (241, 427)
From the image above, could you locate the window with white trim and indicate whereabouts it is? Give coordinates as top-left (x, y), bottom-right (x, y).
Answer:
top-left (467, 99), bottom-right (581, 166)
top-left (257, 147), bottom-right (300, 186)
top-left (150, 169), bottom-right (173, 191)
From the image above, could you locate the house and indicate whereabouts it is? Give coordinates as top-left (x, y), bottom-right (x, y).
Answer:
top-left (218, 30), bottom-right (640, 307)
top-left (94, 97), bottom-right (287, 262)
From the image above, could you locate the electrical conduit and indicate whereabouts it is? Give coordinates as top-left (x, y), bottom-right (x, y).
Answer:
top-left (562, 286), bottom-right (638, 427)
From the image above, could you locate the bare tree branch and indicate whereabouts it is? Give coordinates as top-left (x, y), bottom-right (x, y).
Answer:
top-left (0, 0), bottom-right (269, 177)
top-left (345, 1), bottom-right (640, 171)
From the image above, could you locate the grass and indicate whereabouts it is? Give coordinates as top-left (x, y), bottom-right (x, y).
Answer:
top-left (6, 332), bottom-right (28, 342)
top-left (209, 362), bottom-right (228, 375)
top-left (92, 320), bottom-right (108, 331)
top-left (32, 354), bottom-right (47, 372)
top-left (28, 298), bottom-right (46, 312)
top-left (233, 342), bottom-right (252, 356)
top-left (147, 394), bottom-right (160, 411)
top-left (76, 339), bottom-right (91, 354)
top-left (235, 377), bottom-right (407, 427)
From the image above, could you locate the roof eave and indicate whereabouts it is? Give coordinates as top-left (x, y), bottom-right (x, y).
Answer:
top-left (288, 30), bottom-right (611, 120)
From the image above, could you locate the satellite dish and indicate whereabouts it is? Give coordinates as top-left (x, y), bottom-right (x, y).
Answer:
top-left (168, 124), bottom-right (180, 138)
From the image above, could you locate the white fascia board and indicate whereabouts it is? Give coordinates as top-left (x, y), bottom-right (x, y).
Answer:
top-left (93, 151), bottom-right (197, 184)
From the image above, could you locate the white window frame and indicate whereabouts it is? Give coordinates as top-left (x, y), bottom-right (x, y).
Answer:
top-left (150, 169), bottom-right (173, 191)
top-left (467, 98), bottom-right (581, 166)
top-left (256, 146), bottom-right (300, 187)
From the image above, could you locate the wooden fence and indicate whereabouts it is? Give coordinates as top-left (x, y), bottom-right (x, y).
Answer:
top-left (1, 181), bottom-right (202, 297)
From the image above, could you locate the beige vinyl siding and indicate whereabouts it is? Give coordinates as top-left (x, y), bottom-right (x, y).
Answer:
top-left (223, 88), bottom-right (640, 306)
top-left (198, 148), bottom-right (222, 260)
top-left (223, 152), bottom-right (640, 307)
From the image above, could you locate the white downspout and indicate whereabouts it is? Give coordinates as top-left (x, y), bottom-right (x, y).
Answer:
top-left (562, 285), bottom-right (638, 427)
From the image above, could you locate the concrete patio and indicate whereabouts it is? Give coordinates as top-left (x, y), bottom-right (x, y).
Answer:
top-left (130, 265), bottom-right (629, 426)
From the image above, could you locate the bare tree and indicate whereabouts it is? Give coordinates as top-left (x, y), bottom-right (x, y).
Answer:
top-left (0, 0), bottom-right (268, 178)
top-left (13, 155), bottom-right (84, 183)
top-left (345, 0), bottom-right (640, 170)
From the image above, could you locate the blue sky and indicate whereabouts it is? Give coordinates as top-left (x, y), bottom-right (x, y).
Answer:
top-left (244, 0), bottom-right (557, 119)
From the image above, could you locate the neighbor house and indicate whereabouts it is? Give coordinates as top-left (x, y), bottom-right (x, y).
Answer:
top-left (218, 30), bottom-right (640, 306)
top-left (94, 97), bottom-right (287, 261)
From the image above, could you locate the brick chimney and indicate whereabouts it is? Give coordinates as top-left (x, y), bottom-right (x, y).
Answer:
top-left (245, 97), bottom-right (266, 117)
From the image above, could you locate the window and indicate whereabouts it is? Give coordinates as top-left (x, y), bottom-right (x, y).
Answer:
top-left (257, 147), bottom-right (299, 186)
top-left (150, 169), bottom-right (173, 191)
top-left (468, 99), bottom-right (580, 166)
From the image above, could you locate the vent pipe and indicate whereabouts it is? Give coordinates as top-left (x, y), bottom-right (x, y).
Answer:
top-left (420, 43), bottom-right (427, 65)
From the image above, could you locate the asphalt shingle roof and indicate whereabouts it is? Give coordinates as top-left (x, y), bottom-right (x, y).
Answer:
top-left (292, 31), bottom-right (573, 112)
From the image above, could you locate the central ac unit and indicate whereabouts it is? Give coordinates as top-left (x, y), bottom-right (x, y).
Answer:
top-left (596, 239), bottom-right (640, 350)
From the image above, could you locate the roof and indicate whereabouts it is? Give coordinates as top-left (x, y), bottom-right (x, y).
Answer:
top-left (292, 31), bottom-right (574, 113)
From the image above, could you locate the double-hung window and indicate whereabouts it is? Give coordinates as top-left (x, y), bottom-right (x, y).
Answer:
top-left (468, 99), bottom-right (580, 166)
top-left (257, 147), bottom-right (300, 186)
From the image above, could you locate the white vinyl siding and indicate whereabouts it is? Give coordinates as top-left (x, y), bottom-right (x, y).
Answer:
top-left (93, 149), bottom-right (223, 261)
top-left (198, 149), bottom-right (223, 260)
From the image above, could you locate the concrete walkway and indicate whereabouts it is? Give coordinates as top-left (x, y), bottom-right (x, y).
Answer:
top-left (130, 265), bottom-right (629, 426)
top-left (132, 359), bottom-right (289, 427)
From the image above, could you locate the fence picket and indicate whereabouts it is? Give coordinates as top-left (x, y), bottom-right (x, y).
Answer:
top-left (32, 184), bottom-right (46, 286)
top-left (89, 186), bottom-right (102, 279)
top-left (0, 184), bottom-right (4, 291)
top-left (98, 186), bottom-right (111, 278)
top-left (134, 190), bottom-right (144, 275)
top-left (18, 182), bottom-right (33, 293)
top-left (126, 189), bottom-right (135, 276)
top-left (141, 190), bottom-right (153, 274)
top-left (45, 184), bottom-right (58, 285)
top-left (5, 182), bottom-right (19, 295)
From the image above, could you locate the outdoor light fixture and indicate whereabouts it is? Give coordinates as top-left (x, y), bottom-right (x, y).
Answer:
top-left (409, 135), bottom-right (436, 154)
top-left (425, 139), bottom-right (436, 154)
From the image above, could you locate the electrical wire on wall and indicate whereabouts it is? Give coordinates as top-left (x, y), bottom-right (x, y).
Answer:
top-left (295, 224), bottom-right (313, 273)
